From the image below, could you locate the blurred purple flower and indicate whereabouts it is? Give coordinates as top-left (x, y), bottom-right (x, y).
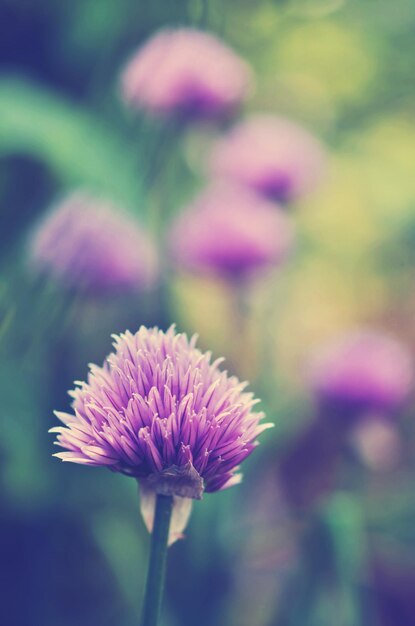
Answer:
top-left (210, 114), bottom-right (326, 203)
top-left (30, 191), bottom-right (158, 294)
top-left (121, 28), bottom-right (252, 120)
top-left (51, 326), bottom-right (271, 537)
top-left (169, 184), bottom-right (294, 280)
top-left (308, 330), bottom-right (414, 414)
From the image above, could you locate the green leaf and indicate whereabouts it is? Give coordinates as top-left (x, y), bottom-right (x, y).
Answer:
top-left (0, 75), bottom-right (142, 209)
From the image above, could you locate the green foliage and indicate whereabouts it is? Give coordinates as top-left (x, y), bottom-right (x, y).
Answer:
top-left (0, 76), bottom-right (142, 208)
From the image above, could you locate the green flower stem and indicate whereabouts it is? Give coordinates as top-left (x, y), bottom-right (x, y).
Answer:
top-left (140, 494), bottom-right (173, 626)
top-left (323, 492), bottom-right (367, 626)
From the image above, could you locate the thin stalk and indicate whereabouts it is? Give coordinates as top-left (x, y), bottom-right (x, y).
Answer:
top-left (228, 279), bottom-right (253, 378)
top-left (140, 494), bottom-right (173, 626)
top-left (323, 492), bottom-right (367, 626)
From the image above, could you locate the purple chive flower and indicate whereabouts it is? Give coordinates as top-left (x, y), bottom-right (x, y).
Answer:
top-left (51, 326), bottom-right (271, 539)
top-left (169, 184), bottom-right (294, 280)
top-left (30, 191), bottom-right (158, 293)
top-left (120, 28), bottom-right (252, 120)
top-left (308, 330), bottom-right (414, 414)
top-left (210, 114), bottom-right (326, 203)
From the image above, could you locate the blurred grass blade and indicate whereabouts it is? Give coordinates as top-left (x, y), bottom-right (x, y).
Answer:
top-left (0, 76), bottom-right (142, 208)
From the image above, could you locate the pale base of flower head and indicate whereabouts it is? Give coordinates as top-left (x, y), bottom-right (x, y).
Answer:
top-left (139, 484), bottom-right (193, 546)
top-left (140, 460), bottom-right (204, 499)
top-left (138, 466), bottom-right (243, 544)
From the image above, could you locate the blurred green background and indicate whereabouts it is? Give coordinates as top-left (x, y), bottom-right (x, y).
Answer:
top-left (2, 1), bottom-right (415, 625)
